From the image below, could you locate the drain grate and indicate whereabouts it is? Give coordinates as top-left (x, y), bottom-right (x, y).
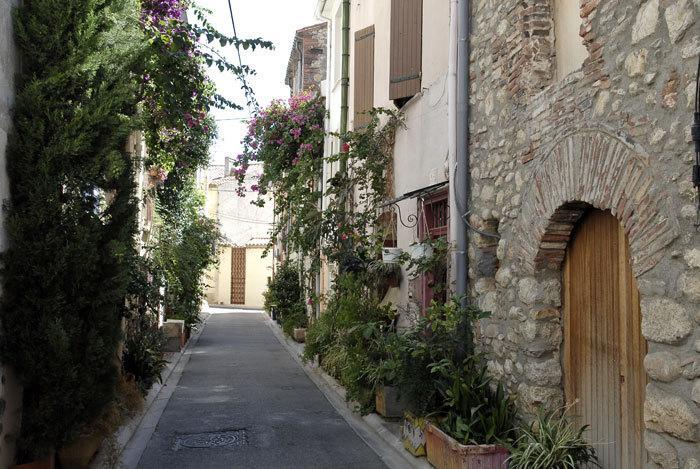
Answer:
top-left (174, 429), bottom-right (247, 450)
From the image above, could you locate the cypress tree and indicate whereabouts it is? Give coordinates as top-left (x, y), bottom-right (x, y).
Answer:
top-left (0, 0), bottom-right (139, 459)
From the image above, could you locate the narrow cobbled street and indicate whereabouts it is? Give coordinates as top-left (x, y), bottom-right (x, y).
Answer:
top-left (136, 311), bottom-right (387, 469)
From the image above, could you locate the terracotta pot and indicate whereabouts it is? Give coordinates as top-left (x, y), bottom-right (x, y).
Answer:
top-left (58, 435), bottom-right (103, 469)
top-left (425, 423), bottom-right (509, 469)
top-left (375, 385), bottom-right (407, 418)
top-left (293, 328), bottom-right (306, 343)
top-left (13, 454), bottom-right (55, 469)
top-left (401, 412), bottom-right (427, 457)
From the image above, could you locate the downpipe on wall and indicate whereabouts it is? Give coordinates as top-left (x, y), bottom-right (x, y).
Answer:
top-left (454, 0), bottom-right (470, 303)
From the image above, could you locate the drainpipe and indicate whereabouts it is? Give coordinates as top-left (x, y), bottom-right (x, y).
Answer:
top-left (339, 0), bottom-right (350, 174)
top-left (448, 0), bottom-right (458, 294)
top-left (455, 0), bottom-right (470, 303)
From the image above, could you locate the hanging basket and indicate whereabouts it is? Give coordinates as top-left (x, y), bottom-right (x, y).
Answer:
top-left (381, 247), bottom-right (403, 264)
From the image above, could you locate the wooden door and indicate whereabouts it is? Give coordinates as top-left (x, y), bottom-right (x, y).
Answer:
top-left (230, 248), bottom-right (246, 305)
top-left (563, 210), bottom-right (646, 468)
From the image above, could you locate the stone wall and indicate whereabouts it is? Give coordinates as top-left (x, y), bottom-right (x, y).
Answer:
top-left (0, 0), bottom-right (22, 465)
top-left (285, 23), bottom-right (328, 95)
top-left (468, 0), bottom-right (699, 464)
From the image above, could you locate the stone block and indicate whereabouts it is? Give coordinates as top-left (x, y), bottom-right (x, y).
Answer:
top-left (644, 351), bottom-right (682, 382)
top-left (644, 386), bottom-right (699, 442)
top-left (162, 319), bottom-right (185, 352)
top-left (641, 298), bottom-right (692, 344)
top-left (644, 430), bottom-right (680, 469)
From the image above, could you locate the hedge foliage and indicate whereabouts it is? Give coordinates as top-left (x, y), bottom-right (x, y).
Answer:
top-left (0, 0), bottom-right (140, 459)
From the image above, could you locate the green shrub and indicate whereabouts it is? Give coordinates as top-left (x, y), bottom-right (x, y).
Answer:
top-left (508, 408), bottom-right (598, 468)
top-left (264, 262), bottom-right (305, 335)
top-left (303, 273), bottom-right (395, 411)
top-left (0, 0), bottom-right (140, 459)
top-left (123, 257), bottom-right (167, 395)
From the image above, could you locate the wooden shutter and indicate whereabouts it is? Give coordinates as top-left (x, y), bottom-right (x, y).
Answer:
top-left (354, 25), bottom-right (375, 128)
top-left (389, 0), bottom-right (422, 101)
top-left (230, 248), bottom-right (246, 305)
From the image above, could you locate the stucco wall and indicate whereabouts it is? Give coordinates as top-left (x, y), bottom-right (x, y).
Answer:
top-left (244, 247), bottom-right (273, 308)
top-left (319, 0), bottom-right (451, 307)
top-left (0, 0), bottom-right (21, 465)
top-left (468, 0), bottom-right (699, 464)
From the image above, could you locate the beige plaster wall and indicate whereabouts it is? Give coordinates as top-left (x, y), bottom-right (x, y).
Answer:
top-left (244, 247), bottom-right (273, 308)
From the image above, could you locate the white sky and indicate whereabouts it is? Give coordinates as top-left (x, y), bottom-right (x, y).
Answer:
top-left (198, 0), bottom-right (319, 166)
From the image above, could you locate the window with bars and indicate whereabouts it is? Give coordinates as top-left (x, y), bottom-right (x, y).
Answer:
top-left (418, 190), bottom-right (449, 311)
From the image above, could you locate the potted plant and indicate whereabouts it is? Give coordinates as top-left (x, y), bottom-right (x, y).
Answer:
top-left (508, 407), bottom-right (598, 468)
top-left (424, 356), bottom-right (518, 469)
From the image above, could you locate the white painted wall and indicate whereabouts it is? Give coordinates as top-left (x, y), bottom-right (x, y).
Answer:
top-left (317, 0), bottom-right (451, 308)
top-left (0, 0), bottom-right (22, 465)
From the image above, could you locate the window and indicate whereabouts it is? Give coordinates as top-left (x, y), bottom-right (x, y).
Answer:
top-left (389, 0), bottom-right (422, 103)
top-left (553, 0), bottom-right (587, 79)
top-left (418, 190), bottom-right (448, 311)
top-left (353, 25), bottom-right (375, 128)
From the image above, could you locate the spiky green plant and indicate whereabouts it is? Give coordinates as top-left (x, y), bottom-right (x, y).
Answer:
top-left (508, 407), bottom-right (599, 469)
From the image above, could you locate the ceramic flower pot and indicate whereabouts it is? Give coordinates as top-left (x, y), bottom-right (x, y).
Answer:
top-left (381, 247), bottom-right (403, 264)
top-left (401, 412), bottom-right (427, 457)
top-left (58, 435), bottom-right (103, 469)
top-left (293, 327), bottom-right (306, 343)
top-left (425, 423), bottom-right (509, 469)
top-left (375, 385), bottom-right (407, 418)
top-left (13, 454), bottom-right (55, 469)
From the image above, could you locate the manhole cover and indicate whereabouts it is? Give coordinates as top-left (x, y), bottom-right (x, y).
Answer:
top-left (174, 429), bottom-right (247, 450)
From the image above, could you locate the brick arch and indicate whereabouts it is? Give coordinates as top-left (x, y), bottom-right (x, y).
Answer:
top-left (512, 128), bottom-right (679, 277)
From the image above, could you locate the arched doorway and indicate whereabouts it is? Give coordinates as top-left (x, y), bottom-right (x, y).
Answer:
top-left (562, 209), bottom-right (647, 467)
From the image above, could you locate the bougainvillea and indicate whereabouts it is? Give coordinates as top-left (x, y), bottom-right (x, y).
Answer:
top-left (232, 92), bottom-right (326, 258)
top-left (140, 0), bottom-right (271, 193)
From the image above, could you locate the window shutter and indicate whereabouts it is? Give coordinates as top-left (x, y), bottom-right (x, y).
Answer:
top-left (353, 25), bottom-right (375, 129)
top-left (389, 0), bottom-right (422, 101)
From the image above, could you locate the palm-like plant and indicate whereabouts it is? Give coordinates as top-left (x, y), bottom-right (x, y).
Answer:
top-left (508, 407), bottom-right (599, 468)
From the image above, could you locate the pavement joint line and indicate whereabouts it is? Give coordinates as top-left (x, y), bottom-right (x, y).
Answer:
top-left (92, 311), bottom-right (212, 469)
top-left (264, 314), bottom-right (431, 469)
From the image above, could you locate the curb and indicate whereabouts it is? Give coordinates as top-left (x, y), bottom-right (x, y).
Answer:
top-left (264, 314), bottom-right (431, 469)
top-left (91, 312), bottom-right (211, 469)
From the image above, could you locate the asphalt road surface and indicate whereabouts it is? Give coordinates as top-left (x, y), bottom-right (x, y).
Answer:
top-left (137, 311), bottom-right (387, 469)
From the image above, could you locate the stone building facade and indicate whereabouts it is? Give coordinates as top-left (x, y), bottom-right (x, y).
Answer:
top-left (285, 23), bottom-right (328, 95)
top-left (0, 0), bottom-right (22, 465)
top-left (467, 0), bottom-right (699, 465)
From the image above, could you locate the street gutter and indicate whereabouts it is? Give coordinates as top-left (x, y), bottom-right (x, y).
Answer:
top-left (264, 315), bottom-right (431, 469)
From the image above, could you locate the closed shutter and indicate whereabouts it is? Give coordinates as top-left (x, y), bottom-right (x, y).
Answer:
top-left (389, 0), bottom-right (422, 101)
top-left (230, 248), bottom-right (246, 305)
top-left (354, 25), bottom-right (375, 129)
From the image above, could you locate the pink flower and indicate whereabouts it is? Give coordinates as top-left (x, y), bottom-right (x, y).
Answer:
top-left (250, 184), bottom-right (259, 192)
top-left (341, 142), bottom-right (350, 153)
top-left (292, 157), bottom-right (300, 165)
top-left (307, 297), bottom-right (313, 305)
top-left (341, 234), bottom-right (348, 240)
top-left (290, 127), bottom-right (302, 139)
